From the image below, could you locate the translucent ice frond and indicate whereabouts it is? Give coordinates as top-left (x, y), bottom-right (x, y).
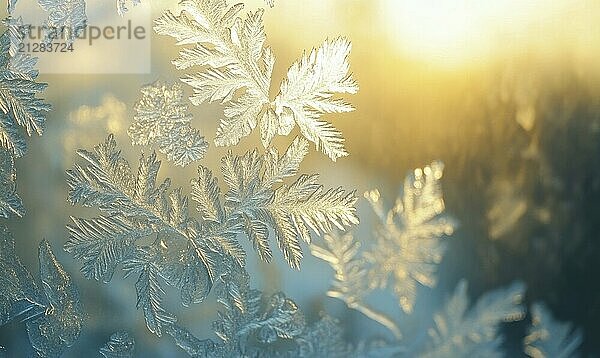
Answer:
top-left (524, 303), bottom-right (582, 358)
top-left (421, 280), bottom-right (526, 358)
top-left (26, 240), bottom-right (84, 357)
top-left (166, 263), bottom-right (333, 357)
top-left (66, 134), bottom-right (215, 336)
top-left (313, 162), bottom-right (454, 337)
top-left (193, 136), bottom-right (358, 269)
top-left (310, 232), bottom-right (368, 307)
top-left (0, 30), bottom-right (51, 158)
top-left (364, 161), bottom-right (456, 313)
top-left (0, 226), bottom-right (83, 357)
top-left (275, 37), bottom-right (358, 160)
top-left (311, 232), bottom-right (402, 339)
top-left (0, 147), bottom-right (24, 218)
top-left (0, 226), bottom-right (42, 326)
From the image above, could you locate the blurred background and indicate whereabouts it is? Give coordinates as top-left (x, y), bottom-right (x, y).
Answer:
top-left (2, 0), bottom-right (600, 356)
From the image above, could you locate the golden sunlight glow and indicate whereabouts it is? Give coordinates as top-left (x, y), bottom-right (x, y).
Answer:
top-left (379, 0), bottom-right (585, 67)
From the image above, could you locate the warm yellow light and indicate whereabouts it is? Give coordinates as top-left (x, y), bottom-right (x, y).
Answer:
top-left (379, 0), bottom-right (580, 67)
top-left (387, 1), bottom-right (482, 64)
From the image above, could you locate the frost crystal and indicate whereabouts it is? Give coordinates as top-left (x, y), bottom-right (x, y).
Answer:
top-left (310, 232), bottom-right (368, 309)
top-left (294, 315), bottom-right (350, 357)
top-left (209, 264), bottom-right (306, 356)
top-left (312, 162), bottom-right (454, 338)
top-left (37, 0), bottom-right (87, 42)
top-left (166, 262), bottom-right (347, 357)
top-left (100, 331), bottom-right (135, 358)
top-left (115, 0), bottom-right (141, 16)
top-left (7, 0), bottom-right (17, 13)
top-left (274, 37), bottom-right (358, 160)
top-left (196, 136), bottom-right (359, 268)
top-left (0, 226), bottom-right (83, 357)
top-left (128, 81), bottom-right (208, 167)
top-left (65, 134), bottom-right (212, 336)
top-left (0, 31), bottom-right (51, 158)
top-left (0, 225), bottom-right (41, 327)
top-left (422, 280), bottom-right (525, 358)
top-left (65, 134), bottom-right (357, 338)
top-left (524, 303), bottom-right (582, 358)
top-left (364, 161), bottom-right (456, 313)
top-left (154, 0), bottom-right (357, 160)
top-left (0, 147), bottom-right (24, 218)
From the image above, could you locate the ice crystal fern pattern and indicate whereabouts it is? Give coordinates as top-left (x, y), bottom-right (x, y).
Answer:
top-left (0, 28), bottom-right (51, 158)
top-left (128, 81), bottom-right (208, 167)
top-left (115, 0), bottom-right (141, 16)
top-left (364, 161), bottom-right (456, 313)
top-left (312, 161), bottom-right (456, 331)
top-left (0, 146), bottom-right (24, 218)
top-left (524, 303), bottom-right (583, 358)
top-left (0, 226), bottom-right (83, 357)
top-left (65, 134), bottom-right (358, 337)
top-left (162, 259), bottom-right (356, 357)
top-left (311, 161), bottom-right (582, 357)
top-left (421, 280), bottom-right (525, 357)
top-left (155, 0), bottom-right (358, 160)
top-left (0, 0), bottom-right (588, 356)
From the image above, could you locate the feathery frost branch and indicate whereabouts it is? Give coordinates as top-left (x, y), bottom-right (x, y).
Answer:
top-left (524, 303), bottom-right (582, 358)
top-left (37, 0), bottom-right (87, 42)
top-left (313, 161), bottom-right (456, 335)
top-left (310, 232), bottom-right (402, 339)
top-left (65, 134), bottom-right (358, 337)
top-left (115, 0), bottom-right (141, 16)
top-left (364, 161), bottom-right (456, 313)
top-left (0, 147), bottom-right (24, 218)
top-left (421, 280), bottom-right (526, 358)
top-left (155, 0), bottom-right (358, 160)
top-left (0, 29), bottom-right (51, 158)
top-left (166, 261), bottom-right (351, 357)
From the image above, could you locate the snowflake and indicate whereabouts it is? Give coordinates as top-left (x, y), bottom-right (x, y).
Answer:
top-left (128, 81), bottom-right (208, 167)
top-left (154, 0), bottom-right (358, 160)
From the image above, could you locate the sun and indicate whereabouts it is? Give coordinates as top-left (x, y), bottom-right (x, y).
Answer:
top-left (378, 0), bottom-right (562, 67)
